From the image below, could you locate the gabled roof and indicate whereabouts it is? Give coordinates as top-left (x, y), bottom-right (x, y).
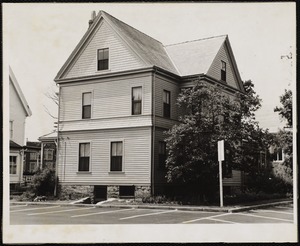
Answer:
top-left (9, 66), bottom-right (32, 117)
top-left (10, 140), bottom-right (23, 149)
top-left (165, 35), bottom-right (227, 77)
top-left (39, 131), bottom-right (57, 141)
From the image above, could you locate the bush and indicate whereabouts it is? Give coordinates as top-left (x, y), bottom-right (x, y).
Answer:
top-left (142, 195), bottom-right (169, 204)
top-left (18, 191), bottom-right (36, 201)
top-left (31, 167), bottom-right (56, 196)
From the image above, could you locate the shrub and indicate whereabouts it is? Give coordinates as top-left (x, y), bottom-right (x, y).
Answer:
top-left (31, 167), bottom-right (56, 196)
top-left (18, 191), bottom-right (36, 201)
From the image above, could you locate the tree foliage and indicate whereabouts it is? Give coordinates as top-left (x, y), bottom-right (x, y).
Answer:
top-left (31, 167), bottom-right (56, 196)
top-left (164, 79), bottom-right (271, 199)
top-left (274, 89), bottom-right (292, 127)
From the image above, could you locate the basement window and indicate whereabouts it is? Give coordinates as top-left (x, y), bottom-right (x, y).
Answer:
top-left (119, 186), bottom-right (135, 198)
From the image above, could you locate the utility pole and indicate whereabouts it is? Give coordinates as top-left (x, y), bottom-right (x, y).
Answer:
top-left (218, 140), bottom-right (225, 207)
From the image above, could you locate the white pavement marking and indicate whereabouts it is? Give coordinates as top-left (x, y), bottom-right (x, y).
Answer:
top-left (255, 209), bottom-right (293, 215)
top-left (182, 213), bottom-right (229, 224)
top-left (71, 208), bottom-right (134, 218)
top-left (27, 207), bottom-right (95, 216)
top-left (119, 209), bottom-right (177, 220)
top-left (236, 212), bottom-right (293, 222)
top-left (10, 205), bottom-right (28, 208)
top-left (207, 218), bottom-right (238, 224)
top-left (11, 206), bottom-right (61, 213)
top-left (275, 206), bottom-right (293, 209)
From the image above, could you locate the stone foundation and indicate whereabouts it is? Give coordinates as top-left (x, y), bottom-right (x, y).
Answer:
top-left (107, 185), bottom-right (119, 198)
top-left (59, 185), bottom-right (94, 202)
top-left (135, 185), bottom-right (151, 198)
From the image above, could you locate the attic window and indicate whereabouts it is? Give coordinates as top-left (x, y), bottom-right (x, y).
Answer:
top-left (221, 61), bottom-right (226, 82)
top-left (98, 48), bottom-right (109, 71)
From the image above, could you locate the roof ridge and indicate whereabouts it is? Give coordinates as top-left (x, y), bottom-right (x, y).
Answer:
top-left (165, 34), bottom-right (228, 47)
top-left (100, 10), bottom-right (163, 45)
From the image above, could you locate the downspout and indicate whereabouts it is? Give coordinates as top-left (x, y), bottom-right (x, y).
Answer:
top-left (54, 86), bottom-right (60, 197)
top-left (151, 67), bottom-right (157, 196)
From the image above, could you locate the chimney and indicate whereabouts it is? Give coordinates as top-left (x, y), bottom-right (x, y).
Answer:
top-left (88, 11), bottom-right (96, 27)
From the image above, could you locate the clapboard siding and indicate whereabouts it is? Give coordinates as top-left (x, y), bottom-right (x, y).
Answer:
top-left (207, 42), bottom-right (239, 89)
top-left (59, 74), bottom-right (152, 122)
top-left (154, 74), bottom-right (180, 126)
top-left (223, 170), bottom-right (242, 186)
top-left (58, 127), bottom-right (151, 185)
top-left (64, 19), bottom-right (145, 79)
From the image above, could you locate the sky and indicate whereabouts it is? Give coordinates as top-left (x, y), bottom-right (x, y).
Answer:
top-left (3, 2), bottom-right (296, 141)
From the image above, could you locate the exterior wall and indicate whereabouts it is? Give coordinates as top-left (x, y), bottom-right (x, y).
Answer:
top-left (207, 42), bottom-right (239, 90)
top-left (9, 81), bottom-right (26, 146)
top-left (9, 150), bottom-right (23, 184)
top-left (64, 20), bottom-right (144, 79)
top-left (59, 73), bottom-right (152, 129)
top-left (58, 127), bottom-right (151, 185)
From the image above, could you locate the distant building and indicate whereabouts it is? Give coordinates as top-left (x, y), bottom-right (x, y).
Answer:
top-left (38, 131), bottom-right (57, 169)
top-left (23, 141), bottom-right (41, 185)
top-left (55, 11), bottom-right (245, 201)
top-left (9, 67), bottom-right (32, 189)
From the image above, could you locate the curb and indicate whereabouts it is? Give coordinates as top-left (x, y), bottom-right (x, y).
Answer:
top-left (9, 199), bottom-right (293, 213)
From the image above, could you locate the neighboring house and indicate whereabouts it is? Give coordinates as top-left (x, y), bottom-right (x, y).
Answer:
top-left (23, 141), bottom-right (41, 185)
top-left (38, 131), bottom-right (57, 169)
top-left (9, 67), bottom-right (32, 189)
top-left (54, 11), bottom-right (245, 201)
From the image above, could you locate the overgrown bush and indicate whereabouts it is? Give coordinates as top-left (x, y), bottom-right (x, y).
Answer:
top-left (31, 167), bottom-right (56, 196)
top-left (18, 191), bottom-right (36, 201)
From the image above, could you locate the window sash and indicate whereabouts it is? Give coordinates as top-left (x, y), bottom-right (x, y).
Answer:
top-left (163, 90), bottom-right (170, 104)
top-left (111, 142), bottom-right (123, 171)
top-left (132, 87), bottom-right (142, 115)
top-left (221, 61), bottom-right (226, 81)
top-left (98, 48), bottom-right (109, 70)
top-left (82, 93), bottom-right (92, 119)
top-left (10, 156), bottom-right (17, 174)
top-left (79, 143), bottom-right (90, 171)
top-left (82, 105), bottom-right (91, 119)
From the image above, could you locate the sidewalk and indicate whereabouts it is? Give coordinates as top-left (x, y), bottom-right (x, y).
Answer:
top-left (10, 198), bottom-right (293, 213)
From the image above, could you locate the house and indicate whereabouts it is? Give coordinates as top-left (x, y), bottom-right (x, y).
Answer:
top-left (38, 131), bottom-right (57, 169)
top-left (9, 67), bottom-right (32, 189)
top-left (54, 11), bottom-right (245, 201)
top-left (23, 141), bottom-right (41, 185)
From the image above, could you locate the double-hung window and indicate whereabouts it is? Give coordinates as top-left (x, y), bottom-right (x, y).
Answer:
top-left (82, 92), bottom-right (91, 119)
top-left (132, 87), bottom-right (142, 115)
top-left (79, 143), bottom-right (90, 171)
top-left (221, 60), bottom-right (226, 82)
top-left (163, 90), bottom-right (171, 118)
top-left (98, 48), bottom-right (109, 71)
top-left (111, 141), bottom-right (123, 171)
top-left (10, 156), bottom-right (17, 174)
top-left (158, 141), bottom-right (167, 169)
top-left (44, 149), bottom-right (54, 160)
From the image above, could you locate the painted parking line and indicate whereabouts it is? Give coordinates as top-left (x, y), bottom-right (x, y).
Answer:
top-left (120, 209), bottom-right (177, 220)
top-left (10, 204), bottom-right (28, 208)
top-left (11, 206), bottom-right (61, 213)
top-left (182, 213), bottom-right (229, 224)
top-left (27, 207), bottom-right (95, 216)
top-left (236, 212), bottom-right (293, 222)
top-left (207, 218), bottom-right (238, 224)
top-left (255, 209), bottom-right (293, 215)
top-left (71, 208), bottom-right (134, 218)
top-left (275, 206), bottom-right (293, 209)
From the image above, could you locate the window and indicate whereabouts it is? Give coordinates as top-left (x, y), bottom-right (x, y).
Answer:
top-left (158, 141), bottom-right (167, 169)
top-left (44, 149), bottom-right (54, 161)
top-left (97, 48), bottom-right (109, 70)
top-left (82, 92), bottom-right (91, 119)
top-left (10, 121), bottom-right (13, 138)
top-left (111, 141), bottom-right (123, 171)
top-left (119, 186), bottom-right (135, 197)
top-left (30, 152), bottom-right (37, 160)
top-left (79, 143), bottom-right (90, 171)
top-left (273, 148), bottom-right (284, 162)
top-left (221, 61), bottom-right (226, 81)
top-left (10, 156), bottom-right (17, 174)
top-left (132, 87), bottom-right (142, 115)
top-left (163, 90), bottom-right (171, 118)
top-left (29, 162), bottom-right (36, 173)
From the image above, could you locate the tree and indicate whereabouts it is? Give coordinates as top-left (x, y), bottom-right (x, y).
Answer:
top-left (164, 79), bottom-right (271, 200)
top-left (274, 89), bottom-right (292, 127)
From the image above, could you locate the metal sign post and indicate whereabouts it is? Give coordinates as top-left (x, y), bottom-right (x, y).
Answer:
top-left (218, 140), bottom-right (224, 207)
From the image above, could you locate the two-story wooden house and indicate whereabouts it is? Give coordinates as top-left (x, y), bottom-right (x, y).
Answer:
top-left (9, 67), bottom-right (32, 189)
top-left (55, 11), bottom-right (245, 201)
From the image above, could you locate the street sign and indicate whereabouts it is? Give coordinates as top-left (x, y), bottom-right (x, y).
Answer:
top-left (218, 140), bottom-right (224, 161)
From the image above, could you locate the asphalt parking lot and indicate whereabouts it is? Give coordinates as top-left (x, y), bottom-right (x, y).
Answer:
top-left (10, 203), bottom-right (294, 224)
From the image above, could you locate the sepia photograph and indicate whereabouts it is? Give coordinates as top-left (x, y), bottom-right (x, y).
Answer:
top-left (2, 2), bottom-right (297, 243)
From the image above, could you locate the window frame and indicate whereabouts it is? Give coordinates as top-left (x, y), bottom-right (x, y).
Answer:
top-left (44, 149), bottom-right (54, 161)
top-left (163, 90), bottom-right (171, 118)
top-left (97, 48), bottom-right (109, 71)
top-left (131, 86), bottom-right (143, 115)
top-left (10, 155), bottom-right (17, 175)
top-left (221, 60), bottom-right (226, 82)
top-left (82, 92), bottom-right (92, 119)
top-left (109, 140), bottom-right (124, 172)
top-left (78, 142), bottom-right (91, 172)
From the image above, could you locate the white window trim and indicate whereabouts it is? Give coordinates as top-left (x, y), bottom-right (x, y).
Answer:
top-left (77, 141), bottom-right (92, 173)
top-left (96, 48), bottom-right (110, 72)
top-left (131, 85), bottom-right (144, 116)
top-left (9, 154), bottom-right (18, 176)
top-left (275, 149), bottom-right (285, 162)
top-left (81, 91), bottom-right (94, 120)
top-left (109, 139), bottom-right (125, 173)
